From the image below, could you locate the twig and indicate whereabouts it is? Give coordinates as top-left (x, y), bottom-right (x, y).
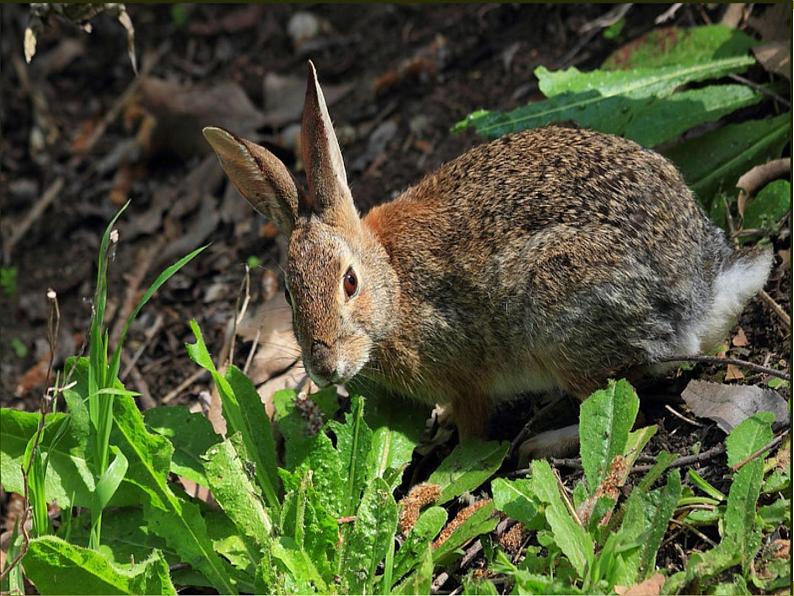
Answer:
top-left (664, 404), bottom-right (704, 427)
top-left (758, 289), bottom-right (792, 330)
top-left (729, 74), bottom-right (792, 109)
top-left (227, 264), bottom-right (252, 369)
top-left (731, 432), bottom-right (788, 472)
top-left (669, 518), bottom-right (718, 548)
top-left (430, 539), bottom-right (484, 594)
top-left (161, 368), bottom-right (209, 404)
top-left (2, 176), bottom-right (64, 263)
top-left (657, 354), bottom-right (791, 381)
top-left (121, 313), bottom-right (164, 380)
top-left (243, 328), bottom-right (261, 375)
top-left (655, 3), bottom-right (683, 24)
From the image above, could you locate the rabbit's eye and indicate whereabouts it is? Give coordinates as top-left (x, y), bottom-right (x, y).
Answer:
top-left (343, 267), bottom-right (358, 299)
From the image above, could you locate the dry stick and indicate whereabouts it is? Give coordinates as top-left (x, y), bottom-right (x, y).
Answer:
top-left (243, 328), bottom-right (261, 375)
top-left (758, 289), bottom-right (792, 329)
top-left (657, 354), bottom-right (791, 381)
top-left (728, 74), bottom-right (792, 109)
top-left (669, 518), bottom-right (718, 548)
top-left (0, 290), bottom-right (60, 582)
top-left (2, 176), bottom-right (64, 262)
top-left (664, 403), bottom-right (704, 427)
top-left (161, 368), bottom-right (209, 404)
top-left (730, 432), bottom-right (788, 472)
top-left (121, 313), bottom-right (164, 380)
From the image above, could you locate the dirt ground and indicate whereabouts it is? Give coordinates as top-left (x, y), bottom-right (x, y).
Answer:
top-left (0, 3), bottom-right (791, 580)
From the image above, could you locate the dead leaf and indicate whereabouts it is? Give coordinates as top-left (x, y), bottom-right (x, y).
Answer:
top-left (238, 296), bottom-right (301, 385)
top-left (732, 327), bottom-right (749, 347)
top-left (189, 5), bottom-right (265, 36)
top-left (615, 573), bottom-right (665, 596)
top-left (138, 77), bottom-right (266, 158)
top-left (748, 4), bottom-right (790, 44)
top-left (681, 379), bottom-right (790, 434)
top-left (725, 364), bottom-right (745, 381)
top-left (753, 41), bottom-right (791, 81)
top-left (736, 159), bottom-right (791, 218)
top-left (719, 4), bottom-right (747, 29)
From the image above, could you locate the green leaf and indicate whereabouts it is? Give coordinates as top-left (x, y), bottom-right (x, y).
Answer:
top-left (342, 477), bottom-right (399, 593)
top-left (618, 470), bottom-right (682, 582)
top-left (758, 497), bottom-right (790, 529)
top-left (743, 179), bottom-right (791, 231)
top-left (636, 451), bottom-right (676, 493)
top-left (203, 436), bottom-right (272, 548)
top-left (491, 477), bottom-right (540, 526)
top-left (427, 440), bottom-right (508, 504)
top-left (93, 446), bottom-right (128, 510)
top-left (455, 57), bottom-right (756, 142)
top-left (108, 380), bottom-right (237, 593)
top-left (392, 506), bottom-right (447, 584)
top-left (271, 537), bottom-right (327, 593)
top-left (24, 536), bottom-right (175, 595)
top-left (0, 409), bottom-right (100, 508)
top-left (393, 545), bottom-right (434, 595)
top-left (688, 469), bottom-right (726, 502)
top-left (602, 25), bottom-right (757, 70)
top-left (144, 405), bottom-right (221, 486)
top-left (432, 500), bottom-right (499, 565)
top-left (330, 395), bottom-right (373, 516)
top-left (529, 460), bottom-right (594, 577)
top-left (186, 321), bottom-right (280, 512)
top-left (665, 113), bottom-right (790, 206)
top-left (579, 379), bottom-right (639, 494)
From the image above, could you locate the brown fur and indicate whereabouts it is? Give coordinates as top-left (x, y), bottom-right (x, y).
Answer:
top-left (204, 62), bottom-right (772, 440)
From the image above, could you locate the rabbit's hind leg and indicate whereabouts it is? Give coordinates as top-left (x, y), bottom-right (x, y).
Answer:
top-left (517, 424), bottom-right (579, 467)
top-left (451, 392), bottom-right (491, 441)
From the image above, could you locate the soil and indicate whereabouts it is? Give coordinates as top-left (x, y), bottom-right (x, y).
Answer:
top-left (0, 3), bottom-right (790, 591)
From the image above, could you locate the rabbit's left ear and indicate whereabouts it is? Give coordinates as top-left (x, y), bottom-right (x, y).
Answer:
top-left (301, 61), bottom-right (359, 230)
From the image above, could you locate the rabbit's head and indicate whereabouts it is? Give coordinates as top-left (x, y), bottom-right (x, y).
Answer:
top-left (204, 62), bottom-right (397, 387)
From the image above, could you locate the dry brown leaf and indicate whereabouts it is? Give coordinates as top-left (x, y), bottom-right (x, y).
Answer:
top-left (753, 42), bottom-right (791, 80)
top-left (736, 158), bottom-right (791, 217)
top-left (615, 573), bottom-right (665, 596)
top-left (257, 367), bottom-right (306, 419)
top-left (681, 379), bottom-right (789, 433)
top-left (262, 73), bottom-right (352, 128)
top-left (720, 4), bottom-right (747, 29)
top-left (731, 327), bottom-right (749, 347)
top-left (725, 364), bottom-right (745, 381)
top-left (189, 5), bottom-right (265, 36)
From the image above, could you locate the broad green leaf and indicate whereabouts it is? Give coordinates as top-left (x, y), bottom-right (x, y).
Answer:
top-left (342, 477), bottom-right (399, 594)
top-left (427, 440), bottom-right (508, 504)
top-left (758, 497), bottom-right (790, 529)
top-left (186, 323), bottom-right (280, 512)
top-left (432, 500), bottom-right (499, 565)
top-left (203, 436), bottom-right (272, 548)
top-left (330, 395), bottom-right (373, 516)
top-left (743, 179), bottom-right (791, 231)
top-left (363, 390), bottom-right (424, 489)
top-left (530, 460), bottom-right (594, 577)
top-left (491, 477), bottom-right (540, 526)
top-left (107, 376), bottom-right (237, 594)
top-left (93, 446), bottom-right (128, 511)
top-left (271, 537), bottom-right (327, 593)
top-left (66, 507), bottom-right (176, 565)
top-left (621, 425), bottom-right (657, 479)
top-left (665, 113), bottom-right (790, 206)
top-left (392, 506), bottom-right (447, 584)
top-left (455, 57), bottom-right (756, 141)
top-left (579, 379), bottom-right (639, 494)
top-left (24, 536), bottom-right (175, 595)
top-left (0, 409), bottom-right (99, 508)
top-left (602, 25), bottom-right (757, 70)
top-left (144, 405), bottom-right (221, 486)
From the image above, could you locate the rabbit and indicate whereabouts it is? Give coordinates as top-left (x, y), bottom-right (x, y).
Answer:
top-left (203, 61), bottom-right (772, 444)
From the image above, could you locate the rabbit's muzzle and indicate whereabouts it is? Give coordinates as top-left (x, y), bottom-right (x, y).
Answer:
top-left (308, 340), bottom-right (342, 387)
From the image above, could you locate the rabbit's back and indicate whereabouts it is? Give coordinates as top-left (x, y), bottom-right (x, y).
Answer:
top-left (364, 126), bottom-right (767, 399)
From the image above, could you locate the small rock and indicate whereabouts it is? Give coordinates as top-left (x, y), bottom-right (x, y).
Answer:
top-left (287, 12), bottom-right (321, 48)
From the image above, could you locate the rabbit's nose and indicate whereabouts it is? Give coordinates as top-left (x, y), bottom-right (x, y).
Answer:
top-left (310, 341), bottom-right (337, 381)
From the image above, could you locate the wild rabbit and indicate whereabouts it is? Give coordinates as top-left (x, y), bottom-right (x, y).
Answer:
top-left (204, 61), bottom-right (772, 446)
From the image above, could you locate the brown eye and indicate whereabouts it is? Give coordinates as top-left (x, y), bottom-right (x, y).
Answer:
top-left (343, 267), bottom-right (358, 298)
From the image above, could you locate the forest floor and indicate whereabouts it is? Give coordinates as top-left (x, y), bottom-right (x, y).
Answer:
top-left (0, 3), bottom-right (790, 590)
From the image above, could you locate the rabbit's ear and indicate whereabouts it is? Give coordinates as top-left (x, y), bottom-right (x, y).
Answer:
top-left (203, 127), bottom-right (299, 234)
top-left (301, 61), bottom-right (359, 230)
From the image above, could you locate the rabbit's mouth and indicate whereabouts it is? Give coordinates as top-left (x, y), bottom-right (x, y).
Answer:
top-left (305, 360), bottom-right (358, 388)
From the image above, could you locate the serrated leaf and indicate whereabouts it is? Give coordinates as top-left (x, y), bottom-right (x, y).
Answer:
top-left (665, 113), bottom-right (790, 206)
top-left (342, 477), bottom-right (398, 593)
top-left (392, 506), bottom-right (447, 584)
top-left (272, 537), bottom-right (327, 593)
top-left (530, 460), bottom-right (594, 577)
top-left (456, 57), bottom-right (757, 143)
top-left (427, 440), bottom-right (508, 504)
top-left (143, 405), bottom-right (220, 486)
top-left (602, 25), bottom-right (757, 70)
top-left (186, 322), bottom-right (280, 512)
top-left (393, 545), bottom-right (434, 595)
top-left (203, 436), bottom-right (272, 548)
top-left (330, 395), bottom-right (373, 516)
top-left (580, 379), bottom-right (639, 494)
top-left (24, 536), bottom-right (175, 595)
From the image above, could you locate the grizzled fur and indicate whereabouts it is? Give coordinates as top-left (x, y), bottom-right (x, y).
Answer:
top-left (205, 62), bottom-right (772, 440)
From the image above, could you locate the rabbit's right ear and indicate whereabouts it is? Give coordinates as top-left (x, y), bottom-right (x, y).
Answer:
top-left (203, 127), bottom-right (299, 234)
